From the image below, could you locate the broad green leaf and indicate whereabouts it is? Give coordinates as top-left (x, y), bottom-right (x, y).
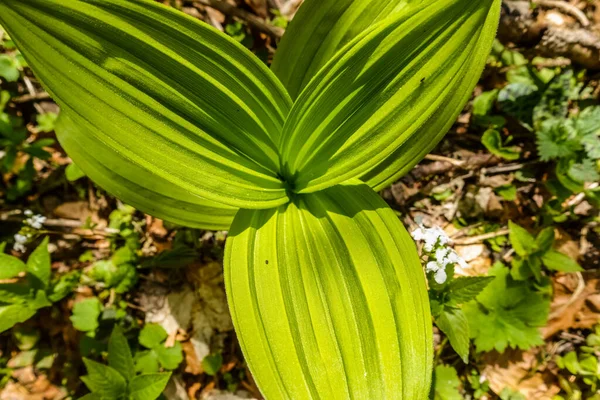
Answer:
top-left (128, 373), bottom-right (171, 400)
top-left (0, 302), bottom-right (38, 333)
top-left (108, 326), bottom-right (134, 382)
top-left (0, 0), bottom-right (292, 209)
top-left (56, 112), bottom-right (237, 230)
top-left (70, 297), bottom-right (102, 332)
top-left (154, 341), bottom-right (183, 370)
top-left (433, 365), bottom-right (463, 400)
top-left (26, 237), bottom-right (51, 288)
top-left (225, 181), bottom-right (432, 399)
top-left (134, 350), bottom-right (160, 374)
top-left (278, 0), bottom-right (501, 193)
top-left (448, 276), bottom-right (495, 304)
top-left (481, 129), bottom-right (521, 160)
top-left (272, 0), bottom-right (414, 100)
top-left (139, 324), bottom-right (168, 349)
top-left (508, 221), bottom-right (536, 257)
top-left (541, 249), bottom-right (582, 273)
top-left (436, 308), bottom-right (470, 363)
top-left (65, 162), bottom-right (86, 182)
top-left (0, 253), bottom-right (26, 279)
top-left (81, 358), bottom-right (127, 399)
top-left (202, 353), bottom-right (223, 376)
top-left (464, 263), bottom-right (550, 353)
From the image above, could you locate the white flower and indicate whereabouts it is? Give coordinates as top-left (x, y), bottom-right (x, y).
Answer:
top-left (413, 225), bottom-right (451, 252)
top-left (434, 268), bottom-right (447, 284)
top-left (444, 250), bottom-right (468, 269)
top-left (24, 210), bottom-right (33, 216)
top-left (13, 233), bottom-right (28, 253)
top-left (25, 214), bottom-right (46, 229)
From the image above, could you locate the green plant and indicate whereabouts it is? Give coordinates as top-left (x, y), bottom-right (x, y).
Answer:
top-left (80, 325), bottom-right (171, 400)
top-left (0, 237), bottom-right (75, 333)
top-left (554, 325), bottom-right (600, 399)
top-left (412, 225), bottom-right (494, 362)
top-left (432, 365), bottom-right (462, 400)
top-left (0, 90), bottom-right (55, 200)
top-left (508, 221), bottom-right (582, 281)
top-left (463, 262), bottom-right (551, 353)
top-left (0, 0), bottom-right (501, 397)
top-left (134, 324), bottom-right (183, 374)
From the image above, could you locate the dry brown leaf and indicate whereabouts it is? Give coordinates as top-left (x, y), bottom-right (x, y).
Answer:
top-left (481, 348), bottom-right (560, 399)
top-left (543, 274), bottom-right (600, 338)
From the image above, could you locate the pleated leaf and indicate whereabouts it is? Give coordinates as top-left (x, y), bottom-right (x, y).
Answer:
top-left (225, 181), bottom-right (432, 399)
top-left (279, 0), bottom-right (501, 194)
top-left (0, 0), bottom-right (292, 208)
top-left (57, 113), bottom-right (237, 230)
top-left (272, 0), bottom-right (415, 101)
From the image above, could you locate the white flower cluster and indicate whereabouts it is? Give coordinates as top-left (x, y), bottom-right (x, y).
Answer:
top-left (13, 233), bottom-right (29, 253)
top-left (411, 225), bottom-right (467, 285)
top-left (24, 210), bottom-right (46, 229)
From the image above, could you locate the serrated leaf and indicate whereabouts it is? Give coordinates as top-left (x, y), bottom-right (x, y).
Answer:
top-left (436, 308), bottom-right (470, 363)
top-left (0, 253), bottom-right (26, 279)
top-left (508, 221), bottom-right (536, 257)
top-left (448, 276), bottom-right (495, 304)
top-left (108, 326), bottom-right (134, 382)
top-left (128, 373), bottom-right (171, 400)
top-left (568, 158), bottom-right (600, 183)
top-left (70, 297), bottom-right (102, 332)
top-left (463, 263), bottom-right (550, 353)
top-left (26, 237), bottom-right (50, 288)
top-left (139, 324), bottom-right (168, 349)
top-left (541, 249), bottom-right (582, 273)
top-left (0, 0), bottom-right (292, 210)
top-left (225, 182), bottom-right (432, 399)
top-left (278, 0), bottom-right (501, 193)
top-left (81, 358), bottom-right (127, 398)
top-left (536, 118), bottom-right (581, 161)
top-left (272, 0), bottom-right (412, 100)
top-left (433, 365), bottom-right (463, 400)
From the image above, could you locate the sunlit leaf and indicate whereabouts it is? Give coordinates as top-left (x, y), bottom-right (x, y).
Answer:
top-left (225, 182), bottom-right (432, 399)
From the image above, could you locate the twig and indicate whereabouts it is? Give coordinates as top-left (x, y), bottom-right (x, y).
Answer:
top-left (564, 182), bottom-right (599, 208)
top-left (424, 154), bottom-right (465, 167)
top-left (453, 228), bottom-right (510, 245)
top-left (11, 92), bottom-right (52, 104)
top-left (191, 0), bottom-right (284, 38)
top-left (532, 0), bottom-right (590, 27)
top-left (549, 272), bottom-right (585, 320)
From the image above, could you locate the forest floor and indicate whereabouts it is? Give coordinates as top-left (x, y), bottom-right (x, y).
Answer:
top-left (1, 0), bottom-right (600, 399)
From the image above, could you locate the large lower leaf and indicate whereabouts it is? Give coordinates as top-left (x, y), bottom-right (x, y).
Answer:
top-left (0, 0), bottom-right (292, 208)
top-left (279, 0), bottom-right (501, 194)
top-left (272, 0), bottom-right (415, 101)
top-left (57, 113), bottom-right (237, 230)
top-left (225, 181), bottom-right (432, 399)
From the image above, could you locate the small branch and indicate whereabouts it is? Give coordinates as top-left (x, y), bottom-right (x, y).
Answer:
top-left (532, 0), bottom-right (590, 27)
top-left (191, 0), bottom-right (284, 38)
top-left (424, 154), bottom-right (465, 167)
top-left (453, 228), bottom-right (510, 245)
top-left (11, 92), bottom-right (52, 104)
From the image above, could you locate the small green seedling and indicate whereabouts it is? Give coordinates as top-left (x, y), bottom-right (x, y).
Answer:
top-left (80, 325), bottom-right (171, 400)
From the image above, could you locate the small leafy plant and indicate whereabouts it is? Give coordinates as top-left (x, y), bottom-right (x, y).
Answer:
top-left (0, 237), bottom-right (76, 333)
top-left (508, 221), bottom-right (582, 281)
top-left (80, 325), bottom-right (171, 400)
top-left (0, 0), bottom-right (501, 397)
top-left (463, 262), bottom-right (551, 353)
